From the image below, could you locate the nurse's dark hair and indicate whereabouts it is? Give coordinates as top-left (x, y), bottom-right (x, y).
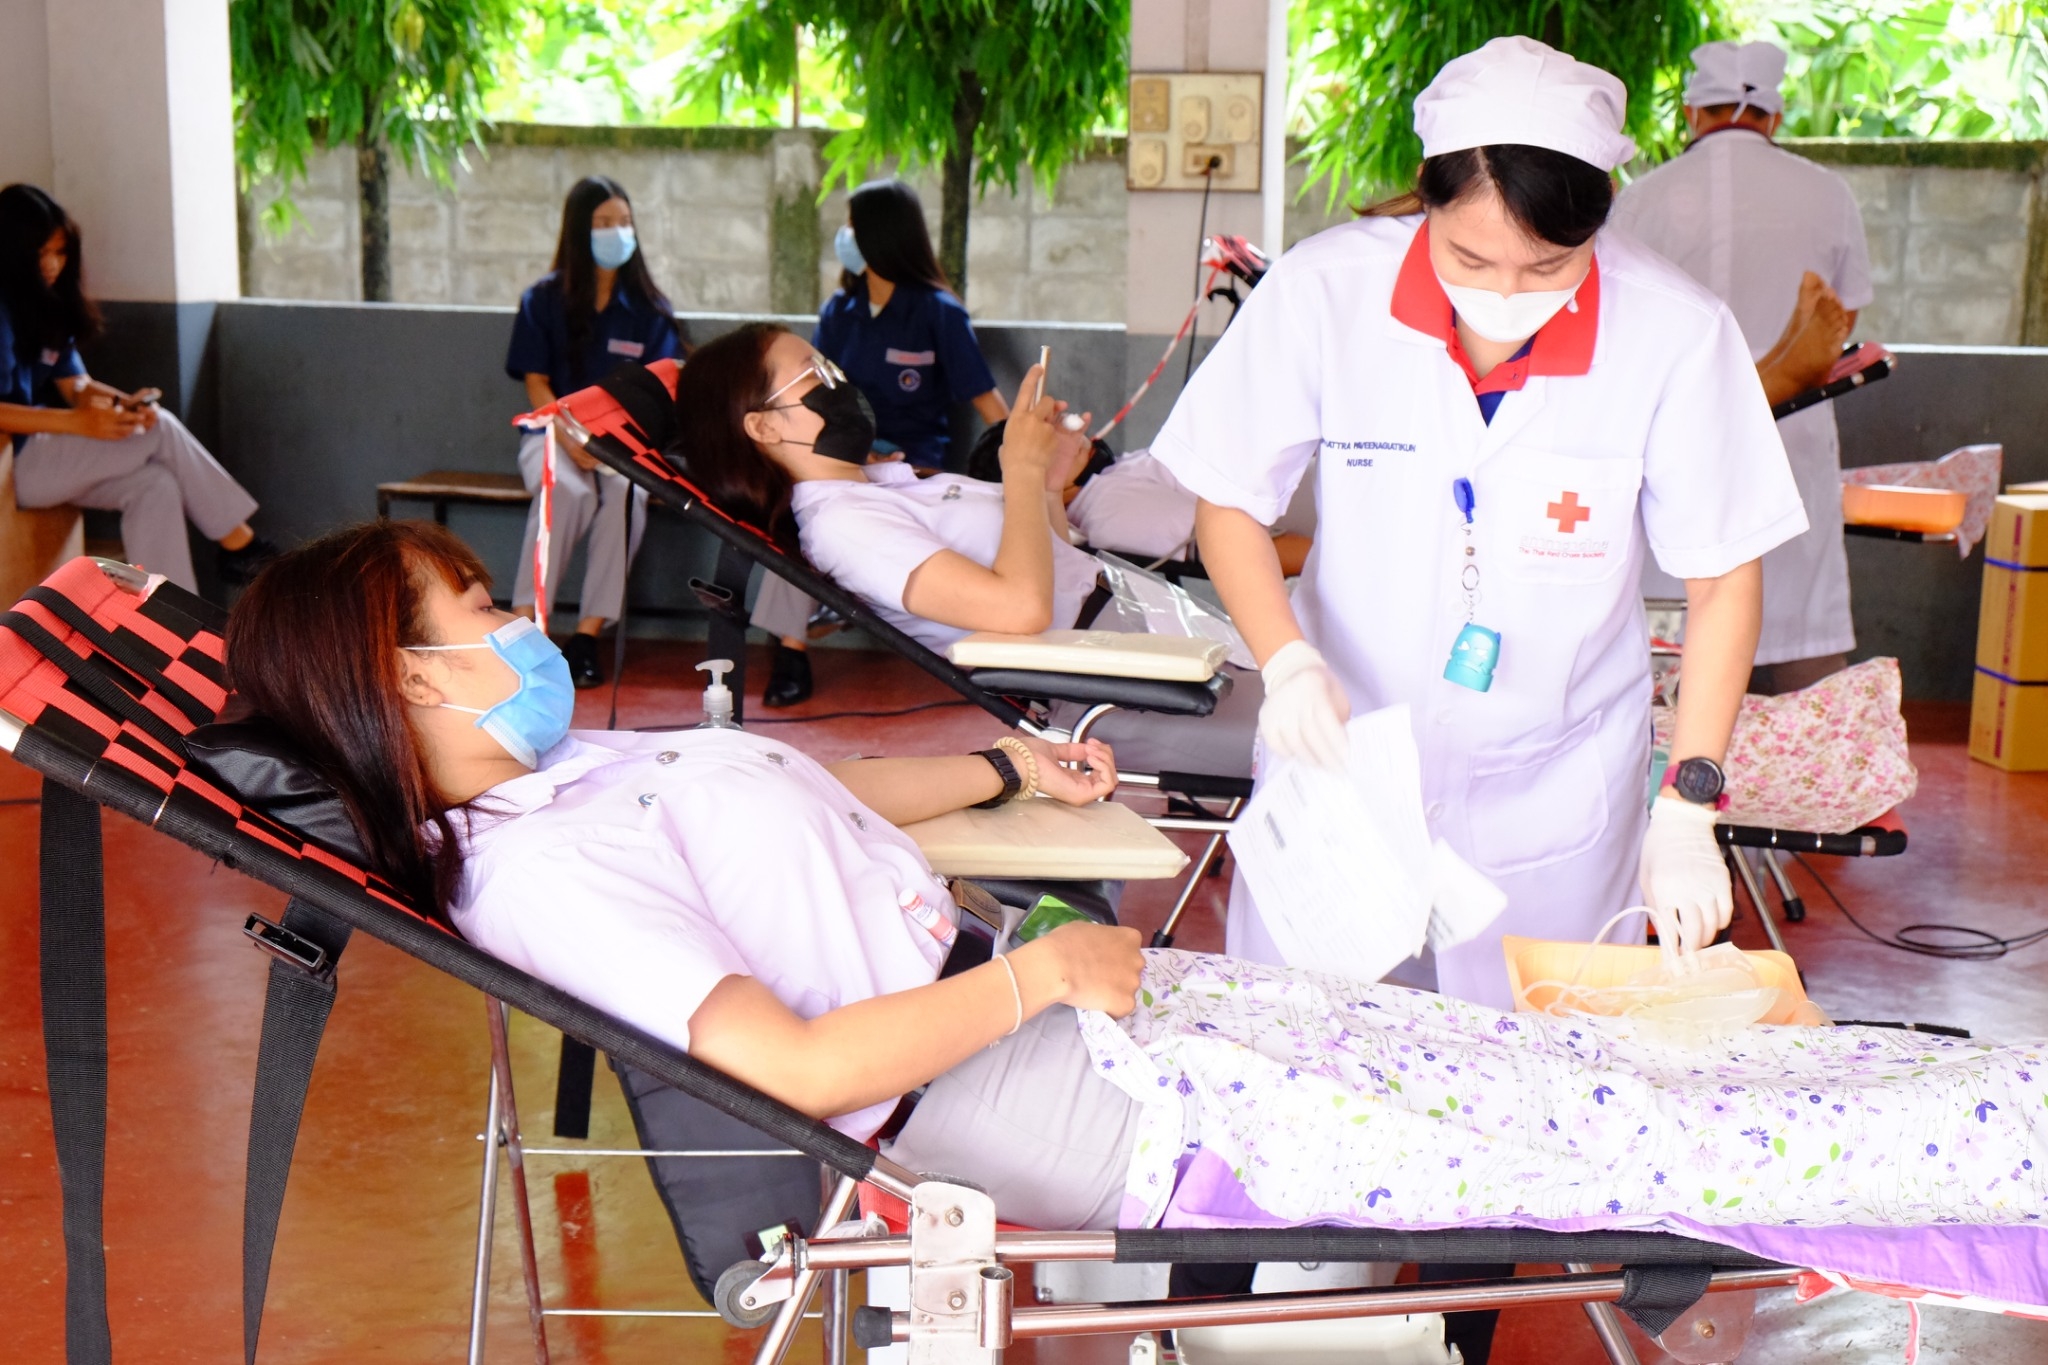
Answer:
top-left (225, 521), bottom-right (493, 927)
top-left (667, 321), bottom-right (801, 553)
top-left (843, 178), bottom-right (951, 295)
top-left (550, 175), bottom-right (681, 386)
top-left (1365, 145), bottom-right (1613, 248)
top-left (0, 183), bottom-right (101, 351)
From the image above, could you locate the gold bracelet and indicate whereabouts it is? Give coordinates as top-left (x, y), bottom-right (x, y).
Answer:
top-left (993, 736), bottom-right (1038, 801)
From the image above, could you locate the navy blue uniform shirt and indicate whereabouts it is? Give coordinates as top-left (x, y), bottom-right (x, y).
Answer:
top-left (812, 278), bottom-right (997, 468)
top-left (505, 272), bottom-right (681, 398)
top-left (0, 295), bottom-right (85, 451)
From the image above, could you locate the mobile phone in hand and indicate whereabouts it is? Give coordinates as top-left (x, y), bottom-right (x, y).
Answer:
top-left (120, 388), bottom-right (162, 411)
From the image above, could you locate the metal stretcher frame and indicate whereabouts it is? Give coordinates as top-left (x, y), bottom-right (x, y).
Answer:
top-left (0, 556), bottom-right (1808, 1365)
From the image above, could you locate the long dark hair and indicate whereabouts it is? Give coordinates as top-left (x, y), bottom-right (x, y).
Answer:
top-left (1365, 145), bottom-right (1613, 248)
top-left (0, 184), bottom-right (101, 354)
top-left (550, 175), bottom-right (675, 386)
top-left (669, 322), bottom-right (799, 551)
top-left (842, 178), bottom-right (951, 295)
top-left (225, 521), bottom-right (493, 925)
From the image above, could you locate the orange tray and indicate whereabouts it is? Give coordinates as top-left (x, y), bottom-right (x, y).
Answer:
top-left (1502, 935), bottom-right (1821, 1026)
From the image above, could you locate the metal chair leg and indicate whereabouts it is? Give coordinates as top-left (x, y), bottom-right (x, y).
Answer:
top-left (1761, 848), bottom-right (1807, 922)
top-left (468, 1030), bottom-right (505, 1365)
top-left (753, 1176), bottom-right (862, 1365)
top-left (1153, 795), bottom-right (1242, 947)
top-left (486, 999), bottom-right (552, 1365)
top-left (1726, 847), bottom-right (1789, 955)
top-left (822, 1268), bottom-right (851, 1365)
top-left (1567, 1264), bottom-right (1644, 1365)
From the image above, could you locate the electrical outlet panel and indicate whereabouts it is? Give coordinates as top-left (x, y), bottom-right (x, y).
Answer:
top-left (1127, 72), bottom-right (1262, 193)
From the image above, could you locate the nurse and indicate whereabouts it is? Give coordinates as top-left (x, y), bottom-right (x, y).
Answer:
top-left (505, 175), bottom-right (682, 689)
top-left (1613, 40), bottom-right (1873, 695)
top-left (1153, 37), bottom-right (1809, 1008)
top-left (754, 177), bottom-right (1010, 707)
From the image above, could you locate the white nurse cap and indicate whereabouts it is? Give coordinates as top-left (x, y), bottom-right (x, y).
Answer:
top-left (1684, 40), bottom-right (1787, 116)
top-left (1414, 36), bottom-right (1638, 172)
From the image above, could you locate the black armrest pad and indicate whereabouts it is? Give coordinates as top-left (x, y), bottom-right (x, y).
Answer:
top-left (967, 879), bottom-right (1119, 926)
top-left (966, 668), bottom-right (1230, 716)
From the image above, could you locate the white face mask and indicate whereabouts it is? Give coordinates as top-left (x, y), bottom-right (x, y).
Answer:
top-left (1437, 276), bottom-right (1581, 345)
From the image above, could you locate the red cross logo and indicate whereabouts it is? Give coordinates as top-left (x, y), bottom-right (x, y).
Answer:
top-left (1547, 491), bottom-right (1591, 534)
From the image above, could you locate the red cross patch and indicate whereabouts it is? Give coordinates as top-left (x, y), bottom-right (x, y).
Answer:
top-left (1546, 491), bottom-right (1591, 534)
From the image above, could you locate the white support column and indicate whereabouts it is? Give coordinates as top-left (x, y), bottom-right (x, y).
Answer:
top-left (44, 0), bottom-right (240, 303)
top-left (1123, 0), bottom-right (1278, 445)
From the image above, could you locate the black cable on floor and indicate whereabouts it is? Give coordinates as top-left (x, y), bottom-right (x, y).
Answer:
top-left (0, 796), bottom-right (41, 806)
top-left (1792, 852), bottom-right (2048, 960)
top-left (631, 698), bottom-right (973, 731)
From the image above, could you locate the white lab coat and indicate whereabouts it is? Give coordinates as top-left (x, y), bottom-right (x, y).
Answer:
top-left (1613, 128), bottom-right (1875, 664)
top-left (1152, 215), bottom-right (1806, 1007)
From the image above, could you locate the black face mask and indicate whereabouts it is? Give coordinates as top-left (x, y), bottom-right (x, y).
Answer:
top-left (798, 382), bottom-right (877, 464)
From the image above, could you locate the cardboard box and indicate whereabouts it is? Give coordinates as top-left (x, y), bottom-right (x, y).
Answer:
top-left (1970, 669), bottom-right (2048, 770)
top-left (1976, 495), bottom-right (2048, 679)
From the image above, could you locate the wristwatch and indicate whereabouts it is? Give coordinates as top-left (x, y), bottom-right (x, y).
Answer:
top-left (973, 748), bottom-right (1023, 808)
top-left (1664, 755), bottom-right (1726, 808)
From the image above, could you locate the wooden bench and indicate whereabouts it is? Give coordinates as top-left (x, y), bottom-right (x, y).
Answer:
top-left (1, 445), bottom-right (85, 605)
top-left (376, 470), bottom-right (531, 524)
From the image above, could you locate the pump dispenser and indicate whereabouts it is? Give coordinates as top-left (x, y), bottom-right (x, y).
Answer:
top-left (695, 659), bottom-right (739, 729)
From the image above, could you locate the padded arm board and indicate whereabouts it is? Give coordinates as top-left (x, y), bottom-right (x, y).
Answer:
top-left (903, 798), bottom-right (1190, 880)
top-left (967, 667), bottom-right (1229, 715)
top-left (949, 630), bottom-right (1225, 682)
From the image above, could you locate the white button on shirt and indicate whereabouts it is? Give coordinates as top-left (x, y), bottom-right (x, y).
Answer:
top-left (792, 461), bottom-right (1103, 651)
top-left (448, 729), bottom-right (954, 1140)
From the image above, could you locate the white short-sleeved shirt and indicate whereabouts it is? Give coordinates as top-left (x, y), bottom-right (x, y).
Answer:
top-left (1612, 128), bottom-right (1874, 358)
top-left (1149, 214), bottom-right (1804, 1001)
top-left (1066, 451), bottom-right (1199, 559)
top-left (449, 729), bottom-right (953, 1139)
top-left (792, 461), bottom-right (1103, 651)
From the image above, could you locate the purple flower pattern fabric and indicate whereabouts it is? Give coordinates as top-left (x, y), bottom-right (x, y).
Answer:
top-left (1080, 952), bottom-right (2048, 1239)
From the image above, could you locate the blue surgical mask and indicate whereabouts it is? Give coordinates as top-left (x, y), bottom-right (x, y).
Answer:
top-left (409, 617), bottom-right (575, 766)
top-left (591, 224), bottom-right (638, 270)
top-left (834, 223), bottom-right (867, 276)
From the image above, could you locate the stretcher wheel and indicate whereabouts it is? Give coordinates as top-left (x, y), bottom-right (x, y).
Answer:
top-left (715, 1260), bottom-right (779, 1328)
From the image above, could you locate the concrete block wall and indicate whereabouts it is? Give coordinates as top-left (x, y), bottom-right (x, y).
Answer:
top-left (244, 128), bottom-right (1169, 325)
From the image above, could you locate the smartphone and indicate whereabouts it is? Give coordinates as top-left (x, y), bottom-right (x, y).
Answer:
top-left (1033, 344), bottom-right (1051, 407)
top-left (120, 387), bottom-right (162, 411)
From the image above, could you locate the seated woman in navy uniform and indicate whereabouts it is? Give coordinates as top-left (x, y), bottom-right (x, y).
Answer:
top-left (753, 179), bottom-right (1009, 708)
top-left (505, 175), bottom-right (682, 689)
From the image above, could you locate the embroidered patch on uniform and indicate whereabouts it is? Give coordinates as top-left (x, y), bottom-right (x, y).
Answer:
top-left (898, 369), bottom-right (923, 392)
top-left (885, 348), bottom-right (936, 366)
top-left (606, 338), bottom-right (646, 357)
top-left (1546, 491), bottom-right (1592, 534)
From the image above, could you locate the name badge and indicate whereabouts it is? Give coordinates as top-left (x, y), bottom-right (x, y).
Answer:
top-left (606, 338), bottom-right (645, 358)
top-left (39, 348), bottom-right (61, 366)
top-left (884, 348), bottom-right (935, 366)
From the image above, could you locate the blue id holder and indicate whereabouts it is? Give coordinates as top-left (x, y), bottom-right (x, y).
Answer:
top-left (1443, 477), bottom-right (1500, 692)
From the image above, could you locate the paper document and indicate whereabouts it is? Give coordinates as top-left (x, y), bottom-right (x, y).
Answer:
top-left (1227, 706), bottom-right (1505, 986)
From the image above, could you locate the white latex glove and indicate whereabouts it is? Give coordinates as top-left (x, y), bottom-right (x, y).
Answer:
top-left (1257, 639), bottom-right (1351, 770)
top-left (1638, 794), bottom-right (1732, 958)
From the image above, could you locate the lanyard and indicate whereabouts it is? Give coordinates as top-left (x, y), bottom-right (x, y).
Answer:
top-left (1444, 476), bottom-right (1500, 692)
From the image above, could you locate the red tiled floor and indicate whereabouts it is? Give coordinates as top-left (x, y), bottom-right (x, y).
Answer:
top-left (2, 640), bottom-right (2045, 1362)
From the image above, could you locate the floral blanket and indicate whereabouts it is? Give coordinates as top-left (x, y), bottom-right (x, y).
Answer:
top-left (1081, 952), bottom-right (2048, 1309)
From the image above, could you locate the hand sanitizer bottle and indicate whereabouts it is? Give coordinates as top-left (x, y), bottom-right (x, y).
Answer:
top-left (695, 659), bottom-right (738, 729)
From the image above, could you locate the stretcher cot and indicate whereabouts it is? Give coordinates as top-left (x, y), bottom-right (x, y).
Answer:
top-left (0, 557), bottom-right (1798, 1365)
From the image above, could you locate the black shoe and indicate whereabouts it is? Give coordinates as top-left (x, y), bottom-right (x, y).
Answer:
top-left (562, 632), bottom-right (604, 690)
top-left (763, 644), bottom-right (812, 708)
top-left (215, 536), bottom-right (281, 586)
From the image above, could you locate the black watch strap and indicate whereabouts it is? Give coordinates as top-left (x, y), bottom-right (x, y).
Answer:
top-left (973, 748), bottom-right (1021, 808)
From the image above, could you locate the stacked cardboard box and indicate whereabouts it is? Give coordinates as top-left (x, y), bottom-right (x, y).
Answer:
top-left (1970, 494), bottom-right (2048, 770)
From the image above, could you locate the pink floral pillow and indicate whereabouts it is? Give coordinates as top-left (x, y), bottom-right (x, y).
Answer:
top-left (1654, 658), bottom-right (1917, 834)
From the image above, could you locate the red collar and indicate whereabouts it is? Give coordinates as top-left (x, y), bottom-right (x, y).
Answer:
top-left (1389, 221), bottom-right (1600, 396)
